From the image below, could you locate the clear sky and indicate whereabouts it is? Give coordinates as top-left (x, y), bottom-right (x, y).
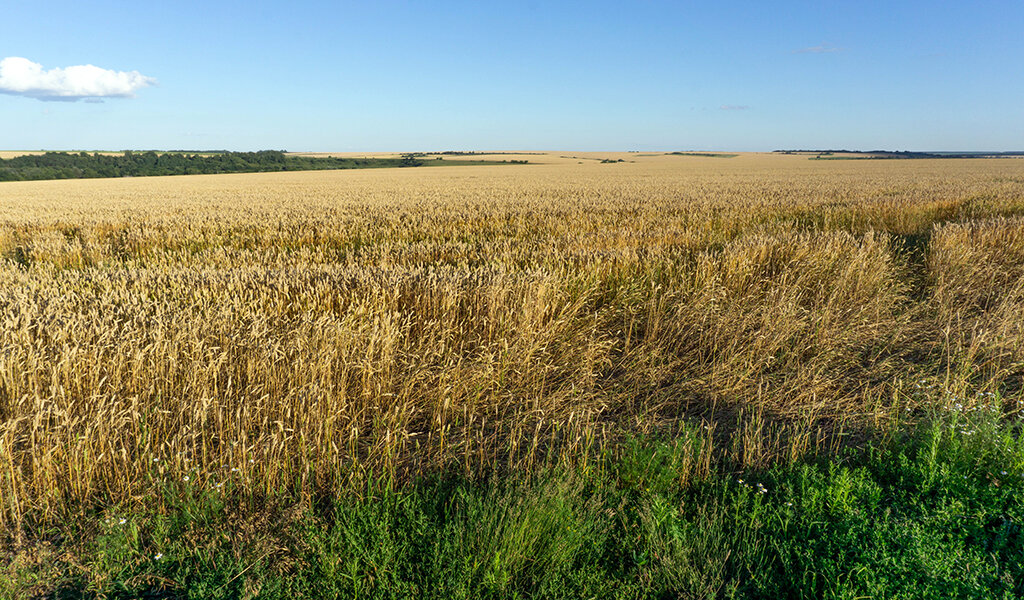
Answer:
top-left (1, 1), bottom-right (1022, 152)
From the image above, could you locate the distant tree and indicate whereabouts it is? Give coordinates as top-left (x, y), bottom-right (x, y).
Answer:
top-left (400, 153), bottom-right (424, 167)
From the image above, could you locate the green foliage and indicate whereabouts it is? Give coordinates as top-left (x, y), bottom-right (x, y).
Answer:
top-left (0, 150), bottom-right (503, 182)
top-left (9, 410), bottom-right (1024, 598)
top-left (399, 153), bottom-right (425, 167)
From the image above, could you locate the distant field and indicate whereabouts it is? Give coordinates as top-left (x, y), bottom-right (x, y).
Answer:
top-left (4, 152), bottom-right (1022, 485)
top-left (3, 154), bottom-right (1024, 597)
top-left (668, 151), bottom-right (740, 158)
top-left (1, 149), bottom-right (767, 164)
top-left (0, 150), bottom-right (128, 159)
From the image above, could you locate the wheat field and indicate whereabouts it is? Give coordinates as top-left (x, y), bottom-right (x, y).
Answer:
top-left (2, 152), bottom-right (1024, 531)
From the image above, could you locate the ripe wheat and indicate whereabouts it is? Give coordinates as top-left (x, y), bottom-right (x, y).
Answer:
top-left (2, 153), bottom-right (1023, 530)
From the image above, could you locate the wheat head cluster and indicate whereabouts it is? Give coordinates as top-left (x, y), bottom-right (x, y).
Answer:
top-left (2, 153), bottom-right (1023, 529)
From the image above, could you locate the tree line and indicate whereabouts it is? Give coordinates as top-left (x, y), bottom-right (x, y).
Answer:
top-left (0, 151), bottom-right (424, 182)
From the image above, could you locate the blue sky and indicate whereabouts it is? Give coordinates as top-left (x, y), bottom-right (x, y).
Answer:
top-left (1, 1), bottom-right (1022, 151)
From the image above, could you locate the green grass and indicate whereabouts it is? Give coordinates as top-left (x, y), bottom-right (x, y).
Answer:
top-left (6, 402), bottom-right (1023, 599)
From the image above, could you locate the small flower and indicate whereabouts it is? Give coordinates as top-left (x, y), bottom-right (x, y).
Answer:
top-left (182, 475), bottom-right (190, 482)
top-left (1001, 471), bottom-right (1008, 475)
top-left (786, 502), bottom-right (793, 506)
top-left (154, 553), bottom-right (163, 560)
top-left (231, 467), bottom-right (240, 473)
top-left (118, 518), bottom-right (126, 525)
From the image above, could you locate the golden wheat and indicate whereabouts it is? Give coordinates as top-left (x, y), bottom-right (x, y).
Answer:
top-left (2, 153), bottom-right (1023, 530)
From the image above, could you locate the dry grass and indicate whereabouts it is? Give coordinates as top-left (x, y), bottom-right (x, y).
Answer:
top-left (2, 154), bottom-right (1024, 532)
top-left (0, 152), bottom-right (45, 160)
top-left (0, 151), bottom-right (130, 160)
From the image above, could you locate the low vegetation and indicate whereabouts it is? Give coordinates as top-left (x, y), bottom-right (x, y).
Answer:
top-left (0, 150), bottom-right (527, 182)
top-left (5, 406), bottom-right (1022, 598)
top-left (2, 154), bottom-right (1023, 596)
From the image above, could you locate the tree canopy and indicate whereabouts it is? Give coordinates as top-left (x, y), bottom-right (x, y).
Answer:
top-left (0, 151), bottom-right (424, 182)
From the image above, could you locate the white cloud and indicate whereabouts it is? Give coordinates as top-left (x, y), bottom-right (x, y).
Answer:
top-left (0, 57), bottom-right (156, 101)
